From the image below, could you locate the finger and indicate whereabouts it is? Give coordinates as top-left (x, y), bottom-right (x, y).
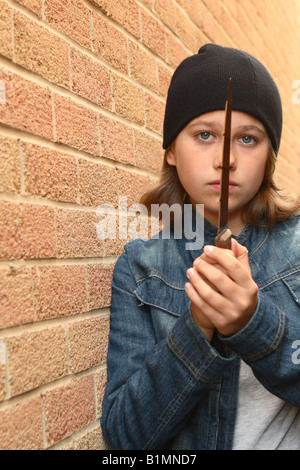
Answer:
top-left (185, 283), bottom-right (216, 329)
top-left (230, 239), bottom-right (251, 274)
top-left (203, 245), bottom-right (251, 285)
top-left (194, 259), bottom-right (236, 298)
top-left (186, 267), bottom-right (231, 313)
top-left (193, 246), bottom-right (235, 269)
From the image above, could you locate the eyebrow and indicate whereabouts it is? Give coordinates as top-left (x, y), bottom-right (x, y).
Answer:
top-left (188, 120), bottom-right (223, 129)
top-left (235, 125), bottom-right (266, 135)
top-left (188, 121), bottom-right (266, 135)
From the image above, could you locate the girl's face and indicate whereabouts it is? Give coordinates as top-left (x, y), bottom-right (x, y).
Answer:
top-left (167, 110), bottom-right (270, 233)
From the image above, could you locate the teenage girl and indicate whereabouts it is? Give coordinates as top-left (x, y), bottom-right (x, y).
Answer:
top-left (101, 44), bottom-right (300, 450)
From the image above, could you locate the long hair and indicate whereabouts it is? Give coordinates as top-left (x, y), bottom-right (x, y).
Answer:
top-left (140, 146), bottom-right (300, 230)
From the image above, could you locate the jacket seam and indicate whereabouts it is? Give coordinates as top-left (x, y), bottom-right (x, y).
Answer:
top-left (167, 334), bottom-right (210, 383)
top-left (259, 265), bottom-right (300, 289)
top-left (241, 309), bottom-right (285, 362)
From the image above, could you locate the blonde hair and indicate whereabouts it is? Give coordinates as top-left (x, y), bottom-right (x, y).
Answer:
top-left (141, 145), bottom-right (300, 230)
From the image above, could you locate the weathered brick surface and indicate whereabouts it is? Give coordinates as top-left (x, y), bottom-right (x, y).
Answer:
top-left (43, 375), bottom-right (95, 446)
top-left (45, 0), bottom-right (91, 48)
top-left (68, 314), bottom-right (109, 373)
top-left (33, 264), bottom-right (87, 320)
top-left (23, 142), bottom-right (78, 202)
top-left (0, 397), bottom-right (43, 450)
top-left (7, 327), bottom-right (68, 396)
top-left (0, 0), bottom-right (13, 59)
top-left (0, 69), bottom-right (53, 140)
top-left (78, 157), bottom-right (118, 207)
top-left (0, 200), bottom-right (56, 260)
top-left (54, 94), bottom-right (100, 155)
top-left (70, 48), bottom-right (112, 109)
top-left (0, 0), bottom-right (299, 451)
top-left (0, 266), bottom-right (35, 328)
top-left (56, 207), bottom-right (104, 258)
top-left (0, 136), bottom-right (21, 194)
top-left (14, 11), bottom-right (70, 88)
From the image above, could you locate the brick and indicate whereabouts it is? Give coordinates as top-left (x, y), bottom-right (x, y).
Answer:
top-left (7, 327), bottom-right (68, 396)
top-left (0, 363), bottom-right (5, 402)
top-left (0, 267), bottom-right (35, 329)
top-left (43, 375), bottom-right (95, 446)
top-left (154, 0), bottom-right (177, 32)
top-left (68, 315), bottom-right (110, 373)
top-left (0, 69), bottom-right (53, 140)
top-left (166, 31), bottom-right (189, 68)
top-left (107, 169), bottom-right (152, 254)
top-left (33, 264), bottom-right (87, 320)
top-left (157, 62), bottom-right (172, 98)
top-left (0, 200), bottom-right (56, 260)
top-left (276, 156), bottom-right (300, 187)
top-left (141, 8), bottom-right (166, 59)
top-left (13, 0), bottom-right (42, 16)
top-left (91, 0), bottom-right (109, 11)
top-left (0, 136), bottom-right (21, 194)
top-left (103, 214), bottom-right (129, 257)
top-left (129, 40), bottom-right (159, 93)
top-left (108, 0), bottom-right (140, 39)
top-left (78, 158), bottom-right (118, 207)
top-left (95, 368), bottom-right (107, 415)
top-left (113, 74), bottom-right (145, 125)
top-left (23, 142), bottom-right (78, 203)
top-left (176, 0), bottom-right (203, 26)
top-left (45, 0), bottom-right (91, 48)
top-left (134, 130), bottom-right (163, 173)
top-left (0, 339), bottom-right (6, 401)
top-left (139, 0), bottom-right (153, 8)
top-left (93, 13), bottom-right (128, 74)
top-left (74, 426), bottom-right (108, 450)
top-left (14, 11), bottom-right (69, 88)
top-left (54, 94), bottom-right (100, 155)
top-left (0, 397), bottom-right (43, 450)
top-left (70, 48), bottom-right (111, 109)
top-left (205, 1), bottom-right (246, 48)
top-left (87, 263), bottom-right (114, 310)
top-left (56, 208), bottom-right (104, 258)
top-left (0, 0), bottom-right (13, 59)
top-left (117, 168), bottom-right (151, 208)
top-left (145, 93), bottom-right (165, 134)
top-left (175, 5), bottom-right (198, 51)
top-left (99, 114), bottom-right (135, 164)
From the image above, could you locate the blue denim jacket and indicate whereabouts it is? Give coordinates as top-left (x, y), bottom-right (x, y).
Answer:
top-left (101, 214), bottom-right (300, 450)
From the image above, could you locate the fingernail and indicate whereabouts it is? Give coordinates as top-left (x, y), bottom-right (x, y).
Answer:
top-left (185, 282), bottom-right (192, 290)
top-left (204, 245), bottom-right (214, 254)
top-left (187, 268), bottom-right (194, 278)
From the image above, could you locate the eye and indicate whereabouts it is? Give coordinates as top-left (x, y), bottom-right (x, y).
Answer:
top-left (239, 135), bottom-right (258, 145)
top-left (196, 131), bottom-right (214, 142)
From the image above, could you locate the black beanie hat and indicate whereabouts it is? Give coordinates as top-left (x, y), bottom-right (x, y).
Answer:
top-left (163, 44), bottom-right (282, 154)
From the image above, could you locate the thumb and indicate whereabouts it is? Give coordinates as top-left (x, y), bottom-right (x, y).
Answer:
top-left (231, 238), bottom-right (251, 274)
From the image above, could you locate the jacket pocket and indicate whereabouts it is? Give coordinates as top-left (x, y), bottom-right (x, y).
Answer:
top-left (134, 276), bottom-right (187, 341)
top-left (281, 272), bottom-right (300, 306)
top-left (260, 269), bottom-right (300, 312)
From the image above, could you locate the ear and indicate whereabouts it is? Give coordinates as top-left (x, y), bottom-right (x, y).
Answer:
top-left (166, 148), bottom-right (177, 166)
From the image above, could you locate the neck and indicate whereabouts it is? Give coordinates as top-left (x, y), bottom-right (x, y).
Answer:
top-left (203, 208), bottom-right (246, 237)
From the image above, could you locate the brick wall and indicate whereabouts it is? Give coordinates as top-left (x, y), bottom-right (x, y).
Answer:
top-left (0, 0), bottom-right (299, 450)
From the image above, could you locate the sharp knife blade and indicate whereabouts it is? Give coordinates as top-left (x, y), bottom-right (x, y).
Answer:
top-left (215, 78), bottom-right (232, 249)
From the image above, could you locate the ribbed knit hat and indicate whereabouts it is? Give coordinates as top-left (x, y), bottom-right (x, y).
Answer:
top-left (163, 44), bottom-right (282, 154)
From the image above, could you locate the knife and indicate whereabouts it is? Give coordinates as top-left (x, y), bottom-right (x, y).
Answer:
top-left (215, 78), bottom-right (232, 249)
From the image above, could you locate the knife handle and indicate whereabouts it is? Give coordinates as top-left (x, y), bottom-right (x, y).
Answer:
top-left (215, 228), bottom-right (232, 249)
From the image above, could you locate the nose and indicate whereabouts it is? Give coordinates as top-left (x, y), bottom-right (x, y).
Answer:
top-left (213, 144), bottom-right (236, 170)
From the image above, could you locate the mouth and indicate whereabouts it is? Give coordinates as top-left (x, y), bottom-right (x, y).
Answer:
top-left (208, 180), bottom-right (238, 192)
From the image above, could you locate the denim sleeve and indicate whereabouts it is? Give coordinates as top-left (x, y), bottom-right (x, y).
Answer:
top-left (219, 290), bottom-right (300, 408)
top-left (100, 250), bottom-right (235, 450)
